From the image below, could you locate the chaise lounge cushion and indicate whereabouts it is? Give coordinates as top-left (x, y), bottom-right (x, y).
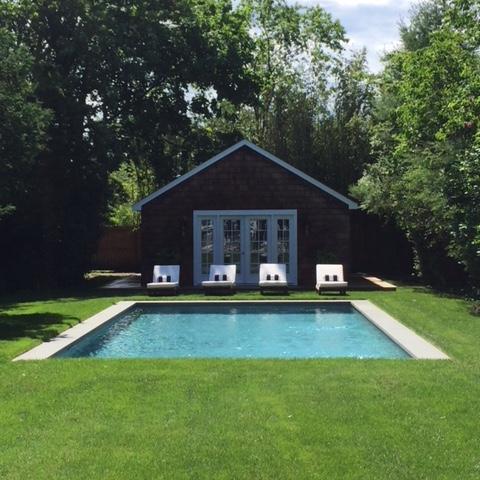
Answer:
top-left (202, 280), bottom-right (236, 287)
top-left (315, 264), bottom-right (348, 292)
top-left (316, 281), bottom-right (348, 289)
top-left (147, 265), bottom-right (180, 293)
top-left (259, 280), bottom-right (288, 287)
top-left (147, 281), bottom-right (179, 289)
top-left (259, 264), bottom-right (288, 289)
top-left (202, 264), bottom-right (237, 289)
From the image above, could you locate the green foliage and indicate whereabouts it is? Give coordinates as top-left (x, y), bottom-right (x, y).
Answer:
top-left (0, 0), bottom-right (257, 289)
top-left (399, 0), bottom-right (447, 51)
top-left (313, 50), bottom-right (375, 193)
top-left (0, 27), bottom-right (51, 291)
top-left (107, 160), bottom-right (156, 229)
top-left (181, 0), bottom-right (370, 196)
top-left (354, 145), bottom-right (451, 239)
top-left (201, 50), bottom-right (375, 195)
top-left (239, 0), bottom-right (345, 145)
top-left (255, 49), bottom-right (375, 194)
top-left (0, 28), bottom-right (50, 218)
top-left (446, 138), bottom-right (480, 284)
top-left (353, 0), bottom-right (480, 288)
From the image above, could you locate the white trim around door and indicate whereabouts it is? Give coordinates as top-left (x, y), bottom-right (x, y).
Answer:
top-left (193, 210), bottom-right (298, 286)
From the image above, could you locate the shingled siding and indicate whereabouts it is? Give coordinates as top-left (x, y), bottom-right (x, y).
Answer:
top-left (140, 146), bottom-right (351, 287)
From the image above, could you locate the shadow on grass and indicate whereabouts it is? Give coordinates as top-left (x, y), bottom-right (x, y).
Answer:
top-left (0, 288), bottom-right (138, 308)
top-left (0, 312), bottom-right (80, 342)
top-left (407, 285), bottom-right (480, 319)
top-left (410, 285), bottom-right (470, 299)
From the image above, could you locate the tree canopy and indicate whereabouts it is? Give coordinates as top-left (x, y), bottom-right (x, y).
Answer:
top-left (1, 0), bottom-right (478, 292)
top-left (0, 0), bottom-right (258, 288)
top-left (352, 0), bottom-right (480, 288)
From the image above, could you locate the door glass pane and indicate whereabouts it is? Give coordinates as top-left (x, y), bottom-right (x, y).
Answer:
top-left (223, 219), bottom-right (241, 273)
top-left (201, 219), bottom-right (214, 275)
top-left (277, 218), bottom-right (290, 273)
top-left (249, 219), bottom-right (268, 274)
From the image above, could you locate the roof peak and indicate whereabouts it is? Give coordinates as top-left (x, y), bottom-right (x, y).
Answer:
top-left (132, 139), bottom-right (358, 211)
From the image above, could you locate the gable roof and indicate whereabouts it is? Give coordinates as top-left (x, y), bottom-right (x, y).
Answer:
top-left (132, 140), bottom-right (359, 211)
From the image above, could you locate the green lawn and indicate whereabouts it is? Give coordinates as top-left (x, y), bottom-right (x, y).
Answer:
top-left (1, 287), bottom-right (479, 479)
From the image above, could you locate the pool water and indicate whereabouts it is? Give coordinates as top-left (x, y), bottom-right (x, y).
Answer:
top-left (56, 303), bottom-right (409, 359)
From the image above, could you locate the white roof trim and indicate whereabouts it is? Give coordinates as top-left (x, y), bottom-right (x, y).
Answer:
top-left (132, 140), bottom-right (359, 211)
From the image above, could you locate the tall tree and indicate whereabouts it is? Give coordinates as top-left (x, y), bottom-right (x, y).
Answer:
top-left (183, 0), bottom-right (351, 188)
top-left (399, 0), bottom-right (447, 51)
top-left (352, 0), bottom-right (480, 288)
top-left (239, 0), bottom-right (345, 149)
top-left (0, 28), bottom-right (51, 291)
top-left (0, 0), bottom-right (257, 288)
top-left (195, 8), bottom-right (374, 195)
top-left (0, 28), bottom-right (50, 218)
top-left (313, 49), bottom-right (375, 193)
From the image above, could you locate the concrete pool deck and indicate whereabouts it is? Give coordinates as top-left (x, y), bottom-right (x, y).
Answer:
top-left (13, 300), bottom-right (449, 361)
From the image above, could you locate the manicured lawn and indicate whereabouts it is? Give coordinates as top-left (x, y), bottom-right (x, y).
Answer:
top-left (1, 287), bottom-right (479, 479)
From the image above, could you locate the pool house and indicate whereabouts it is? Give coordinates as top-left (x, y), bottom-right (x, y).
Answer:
top-left (133, 140), bottom-right (358, 287)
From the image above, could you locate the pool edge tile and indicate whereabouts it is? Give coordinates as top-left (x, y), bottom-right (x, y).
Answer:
top-left (13, 299), bottom-right (449, 361)
top-left (351, 300), bottom-right (449, 360)
top-left (12, 301), bottom-right (136, 361)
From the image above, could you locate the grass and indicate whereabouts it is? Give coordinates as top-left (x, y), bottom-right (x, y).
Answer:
top-left (1, 287), bottom-right (480, 479)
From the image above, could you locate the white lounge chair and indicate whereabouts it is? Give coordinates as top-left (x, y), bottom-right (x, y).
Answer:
top-left (259, 263), bottom-right (288, 294)
top-left (147, 265), bottom-right (180, 295)
top-left (202, 265), bottom-right (236, 293)
top-left (316, 264), bottom-right (348, 295)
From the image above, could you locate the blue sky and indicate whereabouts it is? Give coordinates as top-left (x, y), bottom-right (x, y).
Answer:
top-left (306, 0), bottom-right (418, 72)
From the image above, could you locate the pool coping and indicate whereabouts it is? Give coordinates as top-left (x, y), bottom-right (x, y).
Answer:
top-left (13, 300), bottom-right (449, 361)
top-left (350, 301), bottom-right (448, 359)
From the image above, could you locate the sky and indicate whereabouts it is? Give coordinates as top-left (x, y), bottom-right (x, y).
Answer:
top-left (306, 0), bottom-right (418, 72)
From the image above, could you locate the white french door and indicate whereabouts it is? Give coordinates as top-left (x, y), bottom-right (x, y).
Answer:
top-left (193, 210), bottom-right (297, 285)
top-left (221, 217), bottom-right (243, 281)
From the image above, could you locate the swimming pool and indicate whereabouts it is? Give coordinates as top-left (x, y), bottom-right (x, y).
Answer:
top-left (55, 302), bottom-right (410, 359)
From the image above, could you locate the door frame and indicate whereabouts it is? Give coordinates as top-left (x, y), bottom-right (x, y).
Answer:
top-left (193, 209), bottom-right (297, 286)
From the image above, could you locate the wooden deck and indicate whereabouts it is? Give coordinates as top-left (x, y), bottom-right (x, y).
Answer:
top-left (361, 276), bottom-right (397, 291)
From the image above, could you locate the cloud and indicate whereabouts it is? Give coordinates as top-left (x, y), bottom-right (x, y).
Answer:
top-left (310, 0), bottom-right (418, 72)
top-left (291, 0), bottom-right (419, 71)
top-left (336, 4), bottom-right (407, 69)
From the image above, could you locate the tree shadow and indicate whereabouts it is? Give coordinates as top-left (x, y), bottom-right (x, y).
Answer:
top-left (407, 285), bottom-right (480, 319)
top-left (409, 285), bottom-right (470, 299)
top-left (0, 288), bottom-right (140, 310)
top-left (0, 312), bottom-right (80, 342)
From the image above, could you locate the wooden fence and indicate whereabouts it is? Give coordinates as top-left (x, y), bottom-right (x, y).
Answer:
top-left (91, 227), bottom-right (140, 271)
